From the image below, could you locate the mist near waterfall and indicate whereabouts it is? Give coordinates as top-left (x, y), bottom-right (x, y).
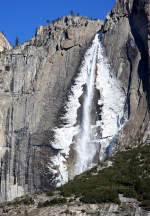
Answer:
top-left (48, 34), bottom-right (126, 186)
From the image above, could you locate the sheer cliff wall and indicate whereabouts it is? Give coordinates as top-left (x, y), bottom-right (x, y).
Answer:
top-left (0, 16), bottom-right (103, 201)
top-left (0, 0), bottom-right (149, 202)
top-left (101, 0), bottom-right (150, 149)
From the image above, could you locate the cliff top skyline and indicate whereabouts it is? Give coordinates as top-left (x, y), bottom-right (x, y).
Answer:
top-left (1, 0), bottom-right (115, 46)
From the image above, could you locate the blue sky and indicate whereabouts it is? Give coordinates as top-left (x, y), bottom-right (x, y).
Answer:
top-left (0, 0), bottom-right (115, 46)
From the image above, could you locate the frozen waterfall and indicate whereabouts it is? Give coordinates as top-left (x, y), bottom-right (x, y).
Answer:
top-left (74, 37), bottom-right (98, 175)
top-left (48, 34), bottom-right (126, 186)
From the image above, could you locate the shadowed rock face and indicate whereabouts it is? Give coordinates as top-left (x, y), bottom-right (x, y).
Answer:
top-left (101, 0), bottom-right (150, 150)
top-left (0, 16), bottom-right (103, 201)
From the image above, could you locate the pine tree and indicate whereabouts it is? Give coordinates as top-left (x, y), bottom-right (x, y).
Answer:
top-left (70, 10), bottom-right (74, 16)
top-left (46, 19), bottom-right (50, 25)
top-left (15, 37), bottom-right (19, 46)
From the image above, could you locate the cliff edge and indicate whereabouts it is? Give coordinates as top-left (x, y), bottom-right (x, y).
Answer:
top-left (0, 32), bottom-right (11, 52)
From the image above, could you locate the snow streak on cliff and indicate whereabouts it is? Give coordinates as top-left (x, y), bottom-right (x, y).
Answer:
top-left (48, 34), bottom-right (126, 186)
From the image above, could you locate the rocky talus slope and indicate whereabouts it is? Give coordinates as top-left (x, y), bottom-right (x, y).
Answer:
top-left (101, 0), bottom-right (150, 150)
top-left (0, 16), bottom-right (103, 201)
top-left (0, 198), bottom-right (149, 216)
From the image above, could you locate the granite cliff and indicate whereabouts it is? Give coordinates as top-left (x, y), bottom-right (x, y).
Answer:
top-left (101, 0), bottom-right (150, 150)
top-left (0, 16), bottom-right (103, 201)
top-left (0, 0), bottom-right (149, 213)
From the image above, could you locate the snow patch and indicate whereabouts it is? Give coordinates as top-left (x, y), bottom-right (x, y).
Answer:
top-left (48, 34), bottom-right (126, 186)
top-left (96, 42), bottom-right (125, 160)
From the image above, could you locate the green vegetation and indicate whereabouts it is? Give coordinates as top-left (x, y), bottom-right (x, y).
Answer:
top-left (57, 144), bottom-right (150, 210)
top-left (85, 21), bottom-right (88, 27)
top-left (0, 195), bottom-right (35, 208)
top-left (38, 198), bottom-right (67, 208)
top-left (0, 144), bottom-right (150, 212)
top-left (13, 195), bottom-right (34, 206)
top-left (45, 190), bottom-right (54, 197)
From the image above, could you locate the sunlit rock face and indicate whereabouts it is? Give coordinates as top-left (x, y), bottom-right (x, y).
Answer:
top-left (0, 16), bottom-right (103, 201)
top-left (0, 32), bottom-right (11, 52)
top-left (0, 0), bottom-right (149, 203)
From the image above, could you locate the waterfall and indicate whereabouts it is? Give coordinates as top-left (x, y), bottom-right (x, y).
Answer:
top-left (74, 36), bottom-right (99, 175)
top-left (48, 34), bottom-right (126, 186)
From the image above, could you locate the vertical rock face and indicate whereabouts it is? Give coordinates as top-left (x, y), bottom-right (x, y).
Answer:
top-left (0, 0), bottom-right (149, 203)
top-left (0, 16), bottom-right (103, 201)
top-left (101, 0), bottom-right (150, 149)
